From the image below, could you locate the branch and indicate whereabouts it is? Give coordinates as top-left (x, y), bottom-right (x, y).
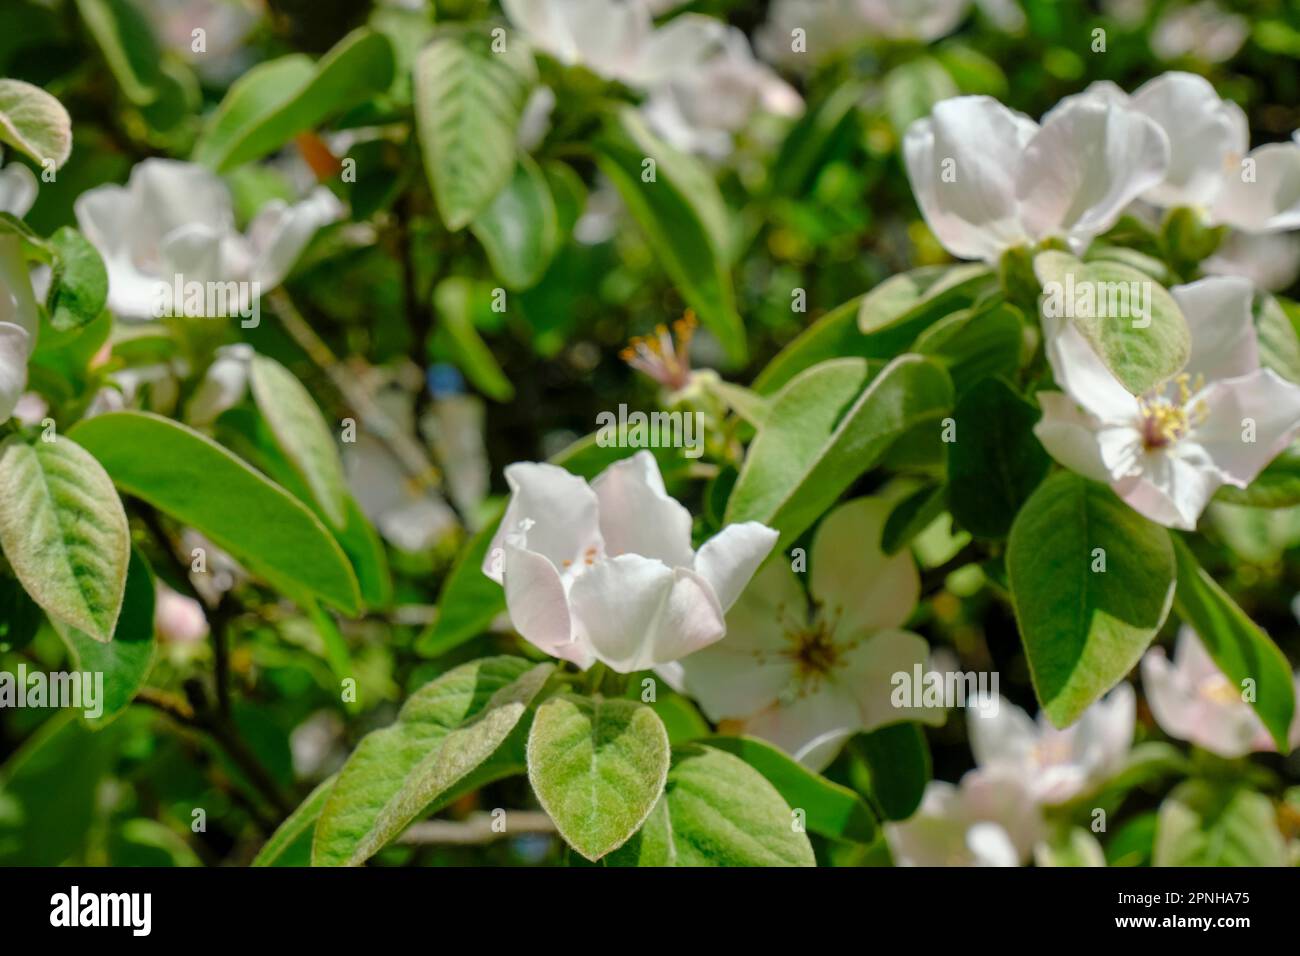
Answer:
top-left (398, 811), bottom-right (556, 846)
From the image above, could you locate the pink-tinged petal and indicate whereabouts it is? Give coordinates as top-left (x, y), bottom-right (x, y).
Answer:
top-left (1018, 95), bottom-right (1169, 250)
top-left (0, 321), bottom-right (31, 423)
top-left (741, 684), bottom-right (861, 770)
top-left (502, 542), bottom-right (589, 668)
top-left (902, 96), bottom-right (1037, 262)
top-left (967, 695), bottom-right (1038, 769)
top-left (1034, 391), bottom-right (1113, 483)
top-left (810, 498), bottom-right (918, 636)
top-left (838, 629), bottom-right (944, 730)
top-left (959, 767), bottom-right (1043, 862)
top-left (1112, 448), bottom-right (1221, 530)
top-left (1192, 369), bottom-right (1300, 487)
top-left (886, 781), bottom-right (969, 867)
top-left (483, 461), bottom-right (602, 584)
top-left (1072, 682), bottom-right (1136, 774)
top-left (591, 451), bottom-right (694, 566)
top-left (1211, 142), bottom-right (1300, 233)
top-left (692, 520), bottom-right (778, 611)
top-left (568, 554), bottom-right (724, 672)
top-left (1129, 71), bottom-right (1246, 209)
top-left (1204, 231), bottom-right (1300, 293)
top-left (1171, 276), bottom-right (1259, 382)
top-left (1044, 320), bottom-right (1140, 424)
top-left (1141, 633), bottom-right (1264, 758)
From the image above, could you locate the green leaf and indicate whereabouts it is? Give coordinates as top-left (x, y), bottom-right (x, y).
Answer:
top-left (1007, 473), bottom-right (1175, 727)
top-left (313, 657), bottom-right (552, 866)
top-left (0, 78), bottom-right (71, 167)
top-left (913, 301), bottom-right (1023, 395)
top-left (192, 28), bottom-right (395, 171)
top-left (1170, 536), bottom-right (1295, 751)
top-left (727, 355), bottom-right (954, 550)
top-left (1213, 443), bottom-right (1300, 507)
top-left (701, 735), bottom-right (878, 844)
top-left (1033, 250), bottom-right (1190, 396)
top-left (73, 0), bottom-right (165, 106)
top-left (68, 411), bottom-right (360, 615)
top-left (0, 575), bottom-right (43, 651)
top-left (1154, 781), bottom-right (1287, 866)
top-left (857, 264), bottom-right (992, 337)
top-left (249, 353), bottom-right (348, 529)
top-left (253, 775), bottom-right (336, 867)
top-left (470, 155), bottom-right (559, 290)
top-left (610, 744), bottom-right (815, 867)
top-left (527, 695), bottom-right (670, 861)
top-left (881, 483), bottom-right (947, 556)
top-left (56, 547), bottom-right (156, 727)
top-left (882, 57), bottom-right (959, 134)
top-left (947, 377), bottom-right (1050, 538)
top-left (770, 80), bottom-right (863, 197)
top-left (44, 228), bottom-right (109, 332)
top-left (850, 723), bottom-right (931, 821)
top-left (433, 277), bottom-right (514, 401)
top-left (595, 108), bottom-right (745, 365)
top-left (1256, 295), bottom-right (1300, 384)
top-left (0, 436), bottom-right (129, 642)
top-left (1034, 826), bottom-right (1105, 867)
top-left (753, 294), bottom-right (876, 396)
top-left (414, 28), bottom-right (536, 230)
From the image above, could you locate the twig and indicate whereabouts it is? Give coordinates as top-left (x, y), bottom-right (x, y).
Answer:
top-left (398, 811), bottom-right (556, 846)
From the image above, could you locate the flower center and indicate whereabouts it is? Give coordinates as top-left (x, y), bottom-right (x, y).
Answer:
top-left (784, 619), bottom-right (841, 683)
top-left (1137, 374), bottom-right (1206, 450)
top-left (1197, 673), bottom-right (1242, 707)
top-left (620, 312), bottom-right (697, 391)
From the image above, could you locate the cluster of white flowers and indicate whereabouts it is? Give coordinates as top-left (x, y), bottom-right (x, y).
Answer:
top-left (503, 0), bottom-right (802, 158)
top-left (0, 151), bottom-right (40, 425)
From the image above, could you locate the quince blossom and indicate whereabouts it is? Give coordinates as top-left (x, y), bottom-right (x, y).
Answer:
top-left (75, 158), bottom-right (341, 320)
top-left (903, 91), bottom-right (1170, 262)
top-left (1035, 275), bottom-right (1300, 530)
top-left (1141, 627), bottom-right (1300, 759)
top-left (886, 768), bottom-right (1043, 867)
top-left (660, 498), bottom-right (943, 770)
top-left (0, 163), bottom-right (38, 424)
top-left (482, 451), bottom-right (777, 672)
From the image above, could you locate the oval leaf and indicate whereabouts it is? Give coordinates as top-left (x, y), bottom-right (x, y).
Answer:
top-left (0, 78), bottom-right (71, 168)
top-left (527, 695), bottom-right (670, 862)
top-left (67, 411), bottom-right (360, 614)
top-left (0, 435), bottom-right (129, 642)
top-left (249, 353), bottom-right (348, 529)
top-left (314, 656), bottom-right (552, 866)
top-left (1007, 472), bottom-right (1175, 727)
top-left (470, 155), bottom-right (558, 291)
top-left (414, 28), bottom-right (536, 230)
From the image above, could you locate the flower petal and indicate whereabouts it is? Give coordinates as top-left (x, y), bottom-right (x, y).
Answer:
top-left (1112, 445), bottom-right (1221, 530)
top-left (967, 695), bottom-right (1038, 769)
top-left (838, 628), bottom-right (944, 730)
top-left (1211, 142), bottom-right (1300, 233)
top-left (0, 320), bottom-right (31, 424)
top-left (1192, 369), bottom-right (1300, 487)
top-left (0, 162), bottom-right (38, 218)
top-left (1171, 275), bottom-right (1258, 382)
top-left (693, 520), bottom-right (778, 612)
top-left (0, 235), bottom-right (39, 339)
top-left (902, 96), bottom-right (1038, 262)
top-left (1129, 71), bottom-right (1246, 209)
top-left (502, 542), bottom-right (589, 668)
top-left (1044, 318), bottom-right (1140, 424)
top-left (590, 451), bottom-right (694, 567)
top-left (742, 684), bottom-right (861, 770)
top-left (247, 188), bottom-right (344, 289)
top-left (484, 461), bottom-right (603, 583)
top-left (811, 497), bottom-right (919, 636)
top-left (1018, 92), bottom-right (1169, 251)
top-left (1033, 391), bottom-right (1113, 483)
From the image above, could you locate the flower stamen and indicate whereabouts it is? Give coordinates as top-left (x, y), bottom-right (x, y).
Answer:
top-left (619, 311), bottom-right (697, 390)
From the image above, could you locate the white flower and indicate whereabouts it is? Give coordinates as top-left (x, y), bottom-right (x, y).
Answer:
top-left (481, 450), bottom-right (777, 673)
top-left (858, 0), bottom-right (971, 41)
top-left (75, 158), bottom-right (342, 320)
top-left (639, 16), bottom-right (802, 158)
top-left (1151, 1), bottom-right (1248, 64)
top-left (1204, 231), bottom-right (1300, 292)
top-left (755, 0), bottom-right (874, 70)
top-left (903, 91), bottom-right (1169, 262)
top-left (0, 154), bottom-right (38, 218)
top-left (1091, 72), bottom-right (1300, 232)
top-left (661, 497), bottom-right (942, 770)
top-left (502, 0), bottom-right (656, 84)
top-left (0, 236), bottom-right (39, 424)
top-left (345, 431), bottom-right (458, 554)
top-left (1035, 275), bottom-right (1300, 530)
top-left (886, 768), bottom-right (1043, 866)
top-left (154, 582), bottom-right (209, 645)
top-left (185, 343), bottom-right (253, 426)
top-left (968, 685), bottom-right (1135, 805)
top-left (1141, 627), bottom-right (1300, 758)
